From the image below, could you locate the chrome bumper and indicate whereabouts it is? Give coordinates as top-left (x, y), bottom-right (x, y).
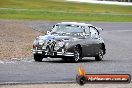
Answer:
top-left (31, 49), bottom-right (74, 57)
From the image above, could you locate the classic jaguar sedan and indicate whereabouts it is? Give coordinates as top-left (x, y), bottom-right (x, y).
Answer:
top-left (32, 22), bottom-right (106, 62)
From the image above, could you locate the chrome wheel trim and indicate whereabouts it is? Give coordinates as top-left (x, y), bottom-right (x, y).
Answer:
top-left (46, 46), bottom-right (50, 52)
top-left (99, 50), bottom-right (103, 60)
top-left (74, 49), bottom-right (80, 62)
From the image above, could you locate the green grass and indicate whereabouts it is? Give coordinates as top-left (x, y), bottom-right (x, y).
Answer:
top-left (0, 0), bottom-right (132, 21)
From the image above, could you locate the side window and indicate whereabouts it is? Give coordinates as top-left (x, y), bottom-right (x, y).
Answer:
top-left (89, 27), bottom-right (99, 38)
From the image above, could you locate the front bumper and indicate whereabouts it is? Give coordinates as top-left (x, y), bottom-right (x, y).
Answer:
top-left (31, 49), bottom-right (74, 57)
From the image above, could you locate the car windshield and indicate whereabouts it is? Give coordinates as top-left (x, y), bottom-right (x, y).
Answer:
top-left (51, 25), bottom-right (84, 34)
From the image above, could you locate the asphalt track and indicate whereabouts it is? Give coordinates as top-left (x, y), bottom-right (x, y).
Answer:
top-left (0, 22), bottom-right (132, 84)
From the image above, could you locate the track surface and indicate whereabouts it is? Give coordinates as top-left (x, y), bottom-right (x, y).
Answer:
top-left (0, 22), bottom-right (132, 84)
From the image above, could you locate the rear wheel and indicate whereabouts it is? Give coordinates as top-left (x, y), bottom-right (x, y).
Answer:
top-left (34, 54), bottom-right (43, 62)
top-left (95, 49), bottom-right (103, 61)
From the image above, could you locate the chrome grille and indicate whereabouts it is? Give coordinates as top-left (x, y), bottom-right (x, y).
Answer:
top-left (45, 40), bottom-right (56, 52)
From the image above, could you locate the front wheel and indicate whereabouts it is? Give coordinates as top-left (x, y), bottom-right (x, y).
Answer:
top-left (34, 54), bottom-right (43, 62)
top-left (72, 46), bottom-right (82, 62)
top-left (95, 49), bottom-right (103, 61)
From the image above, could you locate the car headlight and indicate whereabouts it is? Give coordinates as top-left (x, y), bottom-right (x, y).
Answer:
top-left (54, 41), bottom-right (65, 51)
top-left (57, 41), bottom-right (65, 47)
top-left (56, 41), bottom-right (65, 47)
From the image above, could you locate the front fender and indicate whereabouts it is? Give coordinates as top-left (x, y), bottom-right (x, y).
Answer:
top-left (65, 42), bottom-right (75, 53)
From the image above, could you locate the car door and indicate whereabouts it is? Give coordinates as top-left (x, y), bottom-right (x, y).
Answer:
top-left (81, 26), bottom-right (93, 57)
top-left (89, 26), bottom-right (100, 55)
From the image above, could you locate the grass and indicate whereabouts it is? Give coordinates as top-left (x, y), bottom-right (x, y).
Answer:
top-left (0, 0), bottom-right (132, 21)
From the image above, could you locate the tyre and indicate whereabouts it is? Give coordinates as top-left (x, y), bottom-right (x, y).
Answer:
top-left (72, 46), bottom-right (82, 62)
top-left (34, 54), bottom-right (43, 62)
top-left (95, 49), bottom-right (103, 61)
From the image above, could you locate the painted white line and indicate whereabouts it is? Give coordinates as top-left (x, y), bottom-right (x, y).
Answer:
top-left (66, 0), bottom-right (132, 6)
top-left (0, 81), bottom-right (76, 85)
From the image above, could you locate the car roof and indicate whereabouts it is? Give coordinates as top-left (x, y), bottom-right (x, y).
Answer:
top-left (56, 22), bottom-right (93, 27)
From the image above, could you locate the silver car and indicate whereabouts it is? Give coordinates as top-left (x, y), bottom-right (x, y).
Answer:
top-left (32, 22), bottom-right (106, 62)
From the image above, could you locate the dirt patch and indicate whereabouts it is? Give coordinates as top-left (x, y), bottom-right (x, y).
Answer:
top-left (0, 20), bottom-right (43, 59)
